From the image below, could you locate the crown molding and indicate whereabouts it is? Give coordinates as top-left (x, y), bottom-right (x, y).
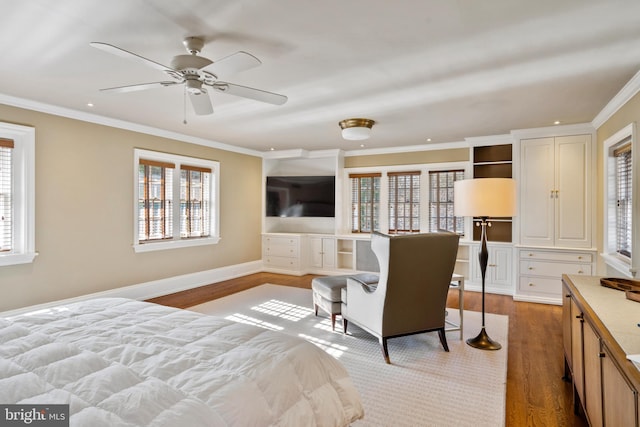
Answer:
top-left (511, 122), bottom-right (595, 140)
top-left (592, 69), bottom-right (640, 129)
top-left (0, 93), bottom-right (263, 157)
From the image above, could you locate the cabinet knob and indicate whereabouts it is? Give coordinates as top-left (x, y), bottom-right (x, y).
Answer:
top-left (578, 256), bottom-right (583, 260)
top-left (528, 253), bottom-right (534, 257)
top-left (599, 352), bottom-right (605, 358)
top-left (577, 270), bottom-right (583, 274)
top-left (565, 294), bottom-right (571, 298)
top-left (528, 267), bottom-right (533, 270)
top-left (576, 314), bottom-right (583, 319)
top-left (528, 283), bottom-right (535, 287)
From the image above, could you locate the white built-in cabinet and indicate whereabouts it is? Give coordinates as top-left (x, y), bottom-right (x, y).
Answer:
top-left (307, 235), bottom-right (336, 272)
top-left (516, 132), bottom-right (595, 304)
top-left (519, 134), bottom-right (591, 248)
top-left (469, 243), bottom-right (513, 295)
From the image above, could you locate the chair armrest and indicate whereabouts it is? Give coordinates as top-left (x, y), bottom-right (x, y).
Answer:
top-left (348, 275), bottom-right (378, 293)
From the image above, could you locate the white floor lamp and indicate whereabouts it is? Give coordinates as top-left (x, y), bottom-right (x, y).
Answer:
top-left (454, 178), bottom-right (516, 350)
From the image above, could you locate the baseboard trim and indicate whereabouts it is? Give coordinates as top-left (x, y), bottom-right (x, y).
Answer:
top-left (1, 260), bottom-right (263, 317)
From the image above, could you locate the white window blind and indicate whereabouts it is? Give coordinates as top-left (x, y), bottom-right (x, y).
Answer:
top-left (615, 141), bottom-right (632, 258)
top-left (0, 138), bottom-right (13, 252)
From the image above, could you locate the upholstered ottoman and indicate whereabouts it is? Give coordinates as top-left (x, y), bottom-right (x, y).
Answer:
top-left (312, 273), bottom-right (379, 330)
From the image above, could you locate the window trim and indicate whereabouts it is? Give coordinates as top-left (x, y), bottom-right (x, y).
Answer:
top-left (0, 122), bottom-right (36, 266)
top-left (602, 122), bottom-right (638, 277)
top-left (133, 149), bottom-right (220, 253)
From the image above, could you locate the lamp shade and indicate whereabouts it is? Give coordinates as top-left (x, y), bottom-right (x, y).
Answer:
top-left (454, 178), bottom-right (516, 217)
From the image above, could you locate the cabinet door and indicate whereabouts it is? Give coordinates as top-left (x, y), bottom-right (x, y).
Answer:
top-left (520, 138), bottom-right (555, 246)
top-left (490, 245), bottom-right (512, 290)
top-left (602, 346), bottom-right (637, 427)
top-left (321, 237), bottom-right (336, 269)
top-left (555, 135), bottom-right (591, 248)
top-left (583, 321), bottom-right (602, 427)
top-left (562, 284), bottom-right (572, 371)
top-left (308, 237), bottom-right (324, 268)
top-left (570, 298), bottom-right (585, 404)
top-left (308, 237), bottom-right (335, 270)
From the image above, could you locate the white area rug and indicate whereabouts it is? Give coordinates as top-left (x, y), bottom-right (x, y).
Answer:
top-left (189, 284), bottom-right (508, 427)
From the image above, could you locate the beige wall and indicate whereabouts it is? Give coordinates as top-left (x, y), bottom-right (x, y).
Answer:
top-left (344, 147), bottom-right (469, 168)
top-left (596, 92), bottom-right (640, 273)
top-left (0, 104), bottom-right (263, 311)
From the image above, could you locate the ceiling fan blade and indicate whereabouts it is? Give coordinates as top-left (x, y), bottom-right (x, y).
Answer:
top-left (212, 82), bottom-right (288, 105)
top-left (100, 81), bottom-right (180, 93)
top-left (189, 89), bottom-right (214, 115)
top-left (90, 42), bottom-right (176, 74)
top-left (205, 51), bottom-right (261, 77)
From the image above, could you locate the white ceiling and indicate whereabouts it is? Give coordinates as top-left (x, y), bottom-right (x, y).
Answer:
top-left (2, 0), bottom-right (640, 153)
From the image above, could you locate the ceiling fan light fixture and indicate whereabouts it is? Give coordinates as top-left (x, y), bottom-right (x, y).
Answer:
top-left (339, 118), bottom-right (375, 140)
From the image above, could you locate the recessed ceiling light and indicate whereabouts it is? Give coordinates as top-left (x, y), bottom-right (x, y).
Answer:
top-left (87, 103), bottom-right (94, 107)
top-left (360, 144), bottom-right (365, 148)
top-left (554, 120), bottom-right (561, 125)
top-left (269, 147), bottom-right (275, 151)
top-left (426, 138), bottom-right (432, 142)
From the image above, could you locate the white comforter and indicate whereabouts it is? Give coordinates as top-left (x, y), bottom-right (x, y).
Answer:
top-left (0, 297), bottom-right (364, 426)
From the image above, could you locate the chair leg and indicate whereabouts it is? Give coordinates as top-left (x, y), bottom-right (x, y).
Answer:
top-left (342, 318), bottom-right (348, 334)
top-left (330, 313), bottom-right (336, 331)
top-left (380, 337), bottom-right (391, 364)
top-left (438, 328), bottom-right (450, 352)
top-left (314, 304), bottom-right (318, 316)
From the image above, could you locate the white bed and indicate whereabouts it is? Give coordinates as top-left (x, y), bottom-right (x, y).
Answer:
top-left (0, 297), bottom-right (364, 426)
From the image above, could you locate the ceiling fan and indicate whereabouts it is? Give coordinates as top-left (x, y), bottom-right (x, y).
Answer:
top-left (90, 37), bottom-right (287, 115)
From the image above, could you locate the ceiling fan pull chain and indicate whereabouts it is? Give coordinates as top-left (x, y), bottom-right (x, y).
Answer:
top-left (183, 87), bottom-right (188, 125)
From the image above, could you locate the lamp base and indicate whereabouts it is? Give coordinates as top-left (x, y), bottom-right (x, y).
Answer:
top-left (466, 327), bottom-right (502, 350)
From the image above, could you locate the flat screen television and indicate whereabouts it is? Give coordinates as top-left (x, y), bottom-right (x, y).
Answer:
top-left (266, 176), bottom-right (336, 217)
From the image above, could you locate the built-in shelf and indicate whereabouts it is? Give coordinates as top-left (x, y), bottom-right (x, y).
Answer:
top-left (472, 144), bottom-right (513, 242)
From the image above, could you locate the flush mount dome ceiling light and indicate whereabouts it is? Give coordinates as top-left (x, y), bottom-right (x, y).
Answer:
top-left (339, 118), bottom-right (375, 140)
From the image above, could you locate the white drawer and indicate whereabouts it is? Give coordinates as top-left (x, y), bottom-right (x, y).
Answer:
top-left (520, 250), bottom-right (592, 263)
top-left (264, 244), bottom-right (299, 258)
top-left (264, 255), bottom-right (300, 270)
top-left (264, 236), bottom-right (299, 248)
top-left (518, 276), bottom-right (562, 297)
top-left (520, 260), bottom-right (591, 278)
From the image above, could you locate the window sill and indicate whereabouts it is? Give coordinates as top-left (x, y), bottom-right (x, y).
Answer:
top-left (0, 252), bottom-right (38, 266)
top-left (601, 252), bottom-right (634, 278)
top-left (133, 236), bottom-right (221, 253)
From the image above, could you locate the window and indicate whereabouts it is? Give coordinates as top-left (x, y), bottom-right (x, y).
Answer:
top-left (0, 139), bottom-right (12, 251)
top-left (388, 171), bottom-right (420, 233)
top-left (350, 173), bottom-right (381, 233)
top-left (0, 122), bottom-right (36, 266)
top-left (603, 123), bottom-right (638, 277)
top-left (428, 169), bottom-right (465, 234)
top-left (614, 142), bottom-right (632, 258)
top-left (134, 149), bottom-right (219, 252)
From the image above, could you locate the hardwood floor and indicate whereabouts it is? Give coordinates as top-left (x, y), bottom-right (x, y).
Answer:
top-left (148, 272), bottom-right (588, 427)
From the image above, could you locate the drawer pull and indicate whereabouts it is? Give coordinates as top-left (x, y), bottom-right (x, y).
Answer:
top-left (528, 253), bottom-right (534, 257)
top-left (599, 352), bottom-right (605, 358)
top-left (578, 256), bottom-right (583, 260)
top-left (528, 282), bottom-right (535, 287)
top-left (576, 314), bottom-right (583, 319)
top-left (528, 267), bottom-right (533, 270)
top-left (577, 270), bottom-right (583, 274)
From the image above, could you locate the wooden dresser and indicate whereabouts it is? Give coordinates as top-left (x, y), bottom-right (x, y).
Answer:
top-left (562, 274), bottom-right (640, 427)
